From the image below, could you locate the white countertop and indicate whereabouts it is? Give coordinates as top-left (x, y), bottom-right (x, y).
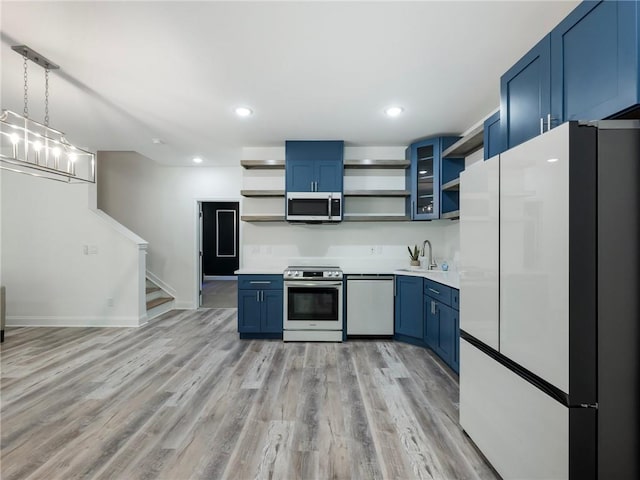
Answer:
top-left (392, 268), bottom-right (459, 289)
top-left (235, 265), bottom-right (459, 289)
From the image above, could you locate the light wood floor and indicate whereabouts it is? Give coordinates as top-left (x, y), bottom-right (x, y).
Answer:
top-left (1, 308), bottom-right (497, 480)
top-left (201, 279), bottom-right (237, 309)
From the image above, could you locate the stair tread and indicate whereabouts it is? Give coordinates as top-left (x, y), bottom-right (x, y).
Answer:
top-left (146, 286), bottom-right (161, 294)
top-left (146, 296), bottom-right (174, 310)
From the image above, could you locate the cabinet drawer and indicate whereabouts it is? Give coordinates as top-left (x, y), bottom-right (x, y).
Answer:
top-left (424, 279), bottom-right (452, 306)
top-left (238, 275), bottom-right (283, 290)
top-left (452, 289), bottom-right (459, 311)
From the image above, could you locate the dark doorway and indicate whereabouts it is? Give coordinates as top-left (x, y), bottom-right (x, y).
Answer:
top-left (202, 202), bottom-right (240, 276)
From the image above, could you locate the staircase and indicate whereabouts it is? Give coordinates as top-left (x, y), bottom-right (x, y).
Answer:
top-left (146, 279), bottom-right (174, 320)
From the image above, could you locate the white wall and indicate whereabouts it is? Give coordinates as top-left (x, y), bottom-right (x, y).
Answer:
top-left (97, 149), bottom-right (462, 308)
top-left (0, 169), bottom-right (147, 327)
top-left (97, 151), bottom-right (243, 308)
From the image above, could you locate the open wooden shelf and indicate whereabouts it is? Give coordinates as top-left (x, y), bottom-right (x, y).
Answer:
top-left (344, 190), bottom-right (410, 197)
top-left (441, 210), bottom-right (460, 220)
top-left (344, 159), bottom-right (410, 169)
top-left (441, 178), bottom-right (460, 191)
top-left (241, 160), bottom-right (285, 169)
top-left (240, 215), bottom-right (285, 222)
top-left (343, 215), bottom-right (411, 222)
top-left (241, 190), bottom-right (285, 197)
top-left (442, 123), bottom-right (484, 158)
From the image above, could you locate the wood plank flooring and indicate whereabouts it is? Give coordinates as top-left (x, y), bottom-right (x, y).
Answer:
top-left (1, 308), bottom-right (498, 480)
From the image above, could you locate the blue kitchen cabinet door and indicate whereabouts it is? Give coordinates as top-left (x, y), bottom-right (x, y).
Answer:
top-left (394, 275), bottom-right (424, 339)
top-left (286, 158), bottom-right (315, 192)
top-left (500, 34), bottom-right (551, 151)
top-left (261, 290), bottom-right (283, 333)
top-left (315, 159), bottom-right (343, 192)
top-left (551, 0), bottom-right (640, 122)
top-left (407, 138), bottom-right (441, 220)
top-left (424, 296), bottom-right (440, 350)
top-left (483, 111), bottom-right (503, 160)
top-left (238, 290), bottom-right (262, 333)
top-left (438, 304), bottom-right (455, 367)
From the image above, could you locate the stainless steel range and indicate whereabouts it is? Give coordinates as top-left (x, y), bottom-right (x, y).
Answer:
top-left (283, 266), bottom-right (343, 342)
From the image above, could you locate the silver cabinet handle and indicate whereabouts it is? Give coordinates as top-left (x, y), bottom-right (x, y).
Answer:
top-left (256, 291), bottom-right (260, 301)
top-left (540, 117), bottom-right (544, 134)
top-left (547, 113), bottom-right (552, 131)
top-left (260, 291), bottom-right (264, 302)
top-left (250, 281), bottom-right (271, 284)
top-left (431, 300), bottom-right (436, 315)
top-left (428, 287), bottom-right (440, 295)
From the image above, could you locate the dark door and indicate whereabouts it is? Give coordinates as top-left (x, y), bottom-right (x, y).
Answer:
top-left (202, 202), bottom-right (239, 276)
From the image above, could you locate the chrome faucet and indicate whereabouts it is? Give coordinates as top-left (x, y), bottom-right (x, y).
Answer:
top-left (421, 240), bottom-right (438, 270)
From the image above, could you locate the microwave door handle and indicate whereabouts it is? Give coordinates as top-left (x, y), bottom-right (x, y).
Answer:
top-left (328, 194), bottom-right (332, 220)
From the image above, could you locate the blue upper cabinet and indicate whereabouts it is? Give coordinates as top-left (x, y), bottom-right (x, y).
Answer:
top-left (500, 34), bottom-right (551, 151)
top-left (483, 111), bottom-right (503, 160)
top-left (285, 141), bottom-right (344, 192)
top-left (551, 0), bottom-right (640, 122)
top-left (407, 136), bottom-right (459, 220)
top-left (501, 1), bottom-right (640, 152)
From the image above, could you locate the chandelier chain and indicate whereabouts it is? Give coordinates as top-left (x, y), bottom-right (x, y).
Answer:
top-left (23, 52), bottom-right (29, 118)
top-left (44, 68), bottom-right (50, 126)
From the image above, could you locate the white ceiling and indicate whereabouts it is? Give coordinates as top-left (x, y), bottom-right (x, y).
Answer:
top-left (1, 1), bottom-right (580, 166)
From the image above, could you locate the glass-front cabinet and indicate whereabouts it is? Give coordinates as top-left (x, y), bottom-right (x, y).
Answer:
top-left (407, 136), bottom-right (461, 220)
top-left (407, 138), bottom-right (439, 220)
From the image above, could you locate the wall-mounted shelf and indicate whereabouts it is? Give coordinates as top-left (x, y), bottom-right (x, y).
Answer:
top-left (241, 215), bottom-right (411, 223)
top-left (344, 215), bottom-right (411, 222)
top-left (241, 160), bottom-right (285, 169)
top-left (241, 159), bottom-right (409, 170)
top-left (442, 124), bottom-right (484, 159)
top-left (441, 210), bottom-right (460, 220)
top-left (344, 190), bottom-right (410, 197)
top-left (441, 178), bottom-right (460, 191)
top-left (344, 159), bottom-right (410, 169)
top-left (241, 190), bottom-right (285, 197)
top-left (240, 215), bottom-right (285, 222)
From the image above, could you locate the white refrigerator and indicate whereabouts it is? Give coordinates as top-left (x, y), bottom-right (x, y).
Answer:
top-left (459, 121), bottom-right (639, 480)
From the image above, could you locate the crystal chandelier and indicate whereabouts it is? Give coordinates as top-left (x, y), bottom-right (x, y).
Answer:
top-left (0, 45), bottom-right (95, 183)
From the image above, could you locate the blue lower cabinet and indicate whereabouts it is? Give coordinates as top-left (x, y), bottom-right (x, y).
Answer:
top-left (262, 290), bottom-right (284, 334)
top-left (237, 275), bottom-right (283, 339)
top-left (238, 290), bottom-right (262, 333)
top-left (393, 274), bottom-right (460, 374)
top-left (424, 296), bottom-right (440, 350)
top-left (394, 275), bottom-right (424, 342)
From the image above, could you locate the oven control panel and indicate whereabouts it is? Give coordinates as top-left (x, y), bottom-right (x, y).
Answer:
top-left (284, 267), bottom-right (343, 280)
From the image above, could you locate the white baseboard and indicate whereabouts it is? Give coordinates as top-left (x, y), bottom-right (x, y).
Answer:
top-left (6, 316), bottom-right (144, 328)
top-left (174, 300), bottom-right (196, 310)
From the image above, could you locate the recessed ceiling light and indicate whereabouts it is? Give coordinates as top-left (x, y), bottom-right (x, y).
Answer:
top-left (193, 157), bottom-right (203, 164)
top-left (235, 106), bottom-right (253, 117)
top-left (547, 157), bottom-right (559, 163)
top-left (385, 106), bottom-right (404, 117)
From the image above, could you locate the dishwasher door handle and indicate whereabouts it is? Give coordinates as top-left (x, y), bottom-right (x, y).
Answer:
top-left (348, 275), bottom-right (394, 281)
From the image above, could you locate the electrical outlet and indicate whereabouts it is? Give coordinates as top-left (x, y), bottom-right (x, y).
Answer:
top-left (107, 298), bottom-right (114, 307)
top-left (369, 247), bottom-right (375, 255)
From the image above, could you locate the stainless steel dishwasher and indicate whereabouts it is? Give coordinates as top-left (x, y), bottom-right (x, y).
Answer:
top-left (346, 274), bottom-right (394, 336)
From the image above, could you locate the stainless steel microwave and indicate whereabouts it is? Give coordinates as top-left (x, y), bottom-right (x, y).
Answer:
top-left (286, 192), bottom-right (342, 223)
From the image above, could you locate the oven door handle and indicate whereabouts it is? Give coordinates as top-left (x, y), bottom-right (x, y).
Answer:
top-left (285, 282), bottom-right (343, 287)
